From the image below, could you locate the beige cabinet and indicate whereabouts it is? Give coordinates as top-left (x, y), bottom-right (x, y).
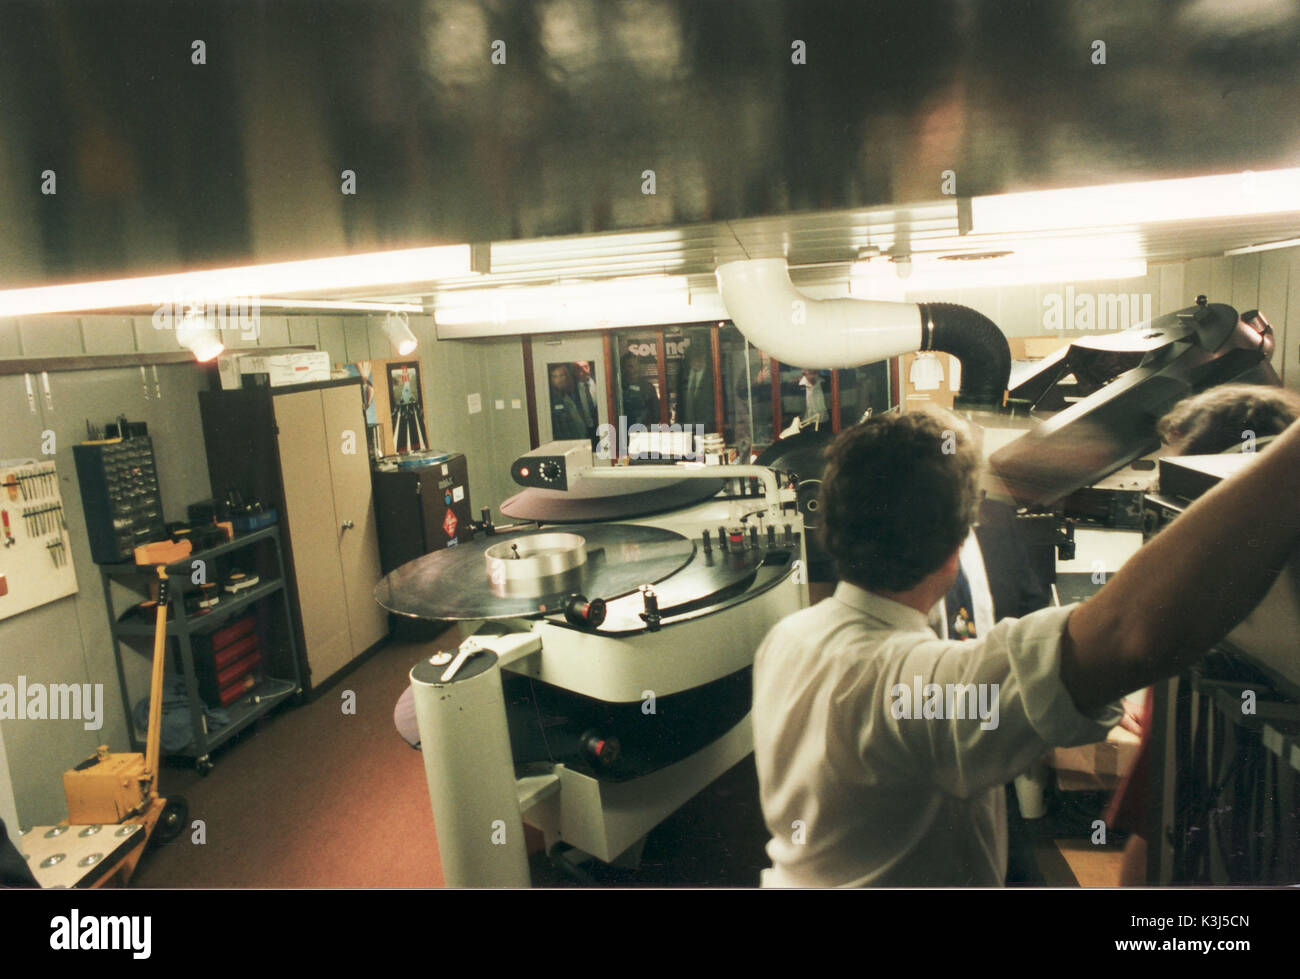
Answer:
top-left (199, 379), bottom-right (388, 691)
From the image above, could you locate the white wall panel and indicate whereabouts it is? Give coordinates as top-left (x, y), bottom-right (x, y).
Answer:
top-left (80, 316), bottom-right (136, 356)
top-left (18, 317), bottom-right (81, 357)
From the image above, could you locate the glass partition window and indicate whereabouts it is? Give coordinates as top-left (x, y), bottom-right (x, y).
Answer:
top-left (540, 324), bottom-right (896, 463)
top-left (546, 361), bottom-right (600, 442)
top-left (665, 326), bottom-right (714, 433)
top-left (837, 362), bottom-right (890, 429)
top-left (719, 325), bottom-right (772, 458)
top-left (614, 335), bottom-right (662, 428)
top-left (776, 366), bottom-right (831, 435)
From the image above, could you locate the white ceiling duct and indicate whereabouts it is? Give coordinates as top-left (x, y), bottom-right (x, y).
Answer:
top-left (716, 258), bottom-right (1012, 408)
top-left (715, 258), bottom-right (922, 369)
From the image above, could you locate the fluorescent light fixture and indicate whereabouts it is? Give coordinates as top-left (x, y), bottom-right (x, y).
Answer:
top-left (432, 275), bottom-right (728, 338)
top-left (436, 274), bottom-right (689, 313)
top-left (1223, 236), bottom-right (1300, 257)
top-left (972, 168), bottom-right (1300, 233)
top-left (175, 309), bottom-right (224, 362)
top-left (850, 256), bottom-right (1147, 292)
top-left (257, 298), bottom-right (425, 314)
top-left (382, 312), bottom-right (418, 356)
top-left (0, 245), bottom-right (472, 317)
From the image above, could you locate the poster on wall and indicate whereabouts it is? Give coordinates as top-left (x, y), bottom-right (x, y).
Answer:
top-left (386, 360), bottom-right (429, 453)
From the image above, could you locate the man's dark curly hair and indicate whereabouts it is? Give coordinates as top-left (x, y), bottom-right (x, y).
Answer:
top-left (818, 407), bottom-right (982, 592)
top-left (1157, 384), bottom-right (1300, 455)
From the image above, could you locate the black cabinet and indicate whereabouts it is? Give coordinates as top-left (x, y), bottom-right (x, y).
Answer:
top-left (371, 455), bottom-right (472, 574)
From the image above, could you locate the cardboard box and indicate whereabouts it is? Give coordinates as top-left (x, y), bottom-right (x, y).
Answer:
top-left (216, 350), bottom-right (252, 390)
top-left (217, 349), bottom-right (332, 390)
top-left (1007, 336), bottom-right (1070, 362)
top-left (237, 351), bottom-right (331, 388)
top-left (900, 352), bottom-right (960, 410)
top-left (1052, 725), bottom-right (1141, 792)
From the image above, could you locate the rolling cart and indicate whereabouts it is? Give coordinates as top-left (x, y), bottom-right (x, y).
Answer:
top-left (99, 525), bottom-right (302, 774)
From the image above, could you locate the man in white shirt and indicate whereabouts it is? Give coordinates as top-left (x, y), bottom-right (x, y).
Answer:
top-left (752, 406), bottom-right (1300, 886)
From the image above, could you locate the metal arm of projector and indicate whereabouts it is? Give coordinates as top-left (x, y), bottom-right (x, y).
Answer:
top-left (459, 631), bottom-right (542, 670)
top-left (581, 464), bottom-right (785, 521)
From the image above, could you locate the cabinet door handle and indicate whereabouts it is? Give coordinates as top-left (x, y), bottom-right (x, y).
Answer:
top-left (341, 520), bottom-right (355, 532)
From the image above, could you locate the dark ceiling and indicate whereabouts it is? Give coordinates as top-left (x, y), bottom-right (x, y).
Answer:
top-left (2, 0), bottom-right (1299, 289)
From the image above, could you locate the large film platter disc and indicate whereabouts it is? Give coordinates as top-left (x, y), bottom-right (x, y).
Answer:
top-left (499, 474), bottom-right (723, 523)
top-left (374, 523), bottom-right (695, 621)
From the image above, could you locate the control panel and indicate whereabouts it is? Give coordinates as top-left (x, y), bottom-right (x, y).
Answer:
top-left (510, 440), bottom-right (593, 492)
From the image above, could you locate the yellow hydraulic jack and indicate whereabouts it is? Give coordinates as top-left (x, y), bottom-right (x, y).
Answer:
top-left (55, 566), bottom-right (188, 885)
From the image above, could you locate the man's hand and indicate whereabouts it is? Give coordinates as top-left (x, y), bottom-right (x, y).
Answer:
top-left (1118, 699), bottom-right (1144, 737)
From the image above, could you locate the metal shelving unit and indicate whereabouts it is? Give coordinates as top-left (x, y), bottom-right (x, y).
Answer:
top-left (99, 525), bottom-right (302, 774)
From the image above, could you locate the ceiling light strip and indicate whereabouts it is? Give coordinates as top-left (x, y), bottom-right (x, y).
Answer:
top-left (0, 245), bottom-right (472, 317)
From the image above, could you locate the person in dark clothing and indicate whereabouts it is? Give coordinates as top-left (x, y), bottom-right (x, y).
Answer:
top-left (620, 352), bottom-right (660, 428)
top-left (548, 363), bottom-right (590, 441)
top-left (675, 340), bottom-right (715, 431)
top-left (572, 361), bottom-right (601, 439)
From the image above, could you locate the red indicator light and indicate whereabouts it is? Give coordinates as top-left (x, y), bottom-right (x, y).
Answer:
top-left (520, 466), bottom-right (530, 478)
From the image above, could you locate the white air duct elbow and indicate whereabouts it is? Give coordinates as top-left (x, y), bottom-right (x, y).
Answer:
top-left (716, 258), bottom-right (1012, 408)
top-left (715, 259), bottom-right (921, 370)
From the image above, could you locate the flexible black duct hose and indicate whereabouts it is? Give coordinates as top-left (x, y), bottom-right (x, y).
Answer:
top-left (917, 302), bottom-right (1011, 408)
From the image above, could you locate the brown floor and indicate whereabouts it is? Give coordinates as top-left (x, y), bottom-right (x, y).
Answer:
top-left (1054, 839), bottom-right (1124, 886)
top-left (132, 627), bottom-right (462, 887)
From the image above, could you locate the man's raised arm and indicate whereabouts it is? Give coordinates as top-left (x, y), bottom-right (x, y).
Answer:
top-left (1062, 419), bottom-right (1300, 714)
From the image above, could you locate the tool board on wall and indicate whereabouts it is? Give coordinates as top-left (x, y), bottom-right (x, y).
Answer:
top-left (0, 458), bottom-right (78, 621)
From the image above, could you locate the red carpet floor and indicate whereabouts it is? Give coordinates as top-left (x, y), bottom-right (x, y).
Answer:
top-left (131, 628), bottom-right (459, 888)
